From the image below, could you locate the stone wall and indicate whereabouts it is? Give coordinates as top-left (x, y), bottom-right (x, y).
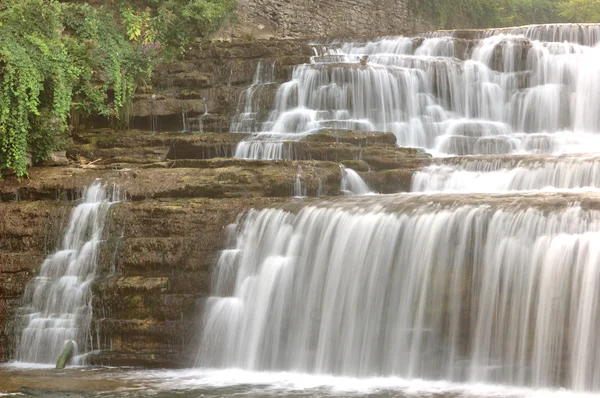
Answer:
top-left (224, 0), bottom-right (432, 39)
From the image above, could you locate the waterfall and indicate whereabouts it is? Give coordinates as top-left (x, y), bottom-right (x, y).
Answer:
top-left (293, 167), bottom-right (306, 198)
top-left (13, 183), bottom-right (119, 365)
top-left (196, 23), bottom-right (600, 395)
top-left (181, 106), bottom-right (189, 133)
top-left (231, 60), bottom-right (277, 134)
top-left (481, 24), bottom-right (600, 46)
top-left (198, 198), bottom-right (600, 391)
top-left (412, 156), bottom-right (600, 192)
top-left (340, 165), bottom-right (372, 195)
top-left (232, 24), bottom-right (600, 159)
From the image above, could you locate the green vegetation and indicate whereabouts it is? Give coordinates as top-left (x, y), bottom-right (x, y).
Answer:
top-left (557, 0), bottom-right (600, 22)
top-left (0, 0), bottom-right (235, 178)
top-left (411, 0), bottom-right (600, 29)
top-left (116, 0), bottom-right (236, 59)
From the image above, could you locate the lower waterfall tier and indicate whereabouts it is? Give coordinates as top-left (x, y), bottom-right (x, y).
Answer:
top-left (198, 194), bottom-right (600, 391)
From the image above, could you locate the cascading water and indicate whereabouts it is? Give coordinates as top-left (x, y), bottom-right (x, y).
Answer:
top-left (13, 182), bottom-right (118, 365)
top-left (412, 156), bottom-right (600, 192)
top-left (480, 23), bottom-right (600, 46)
top-left (198, 198), bottom-right (600, 391)
top-left (293, 166), bottom-right (307, 198)
top-left (231, 61), bottom-right (276, 134)
top-left (197, 23), bottom-right (600, 396)
top-left (233, 25), bottom-right (600, 159)
top-left (340, 165), bottom-right (372, 195)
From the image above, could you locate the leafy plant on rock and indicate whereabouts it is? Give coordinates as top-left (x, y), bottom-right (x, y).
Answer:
top-left (0, 0), bottom-right (235, 178)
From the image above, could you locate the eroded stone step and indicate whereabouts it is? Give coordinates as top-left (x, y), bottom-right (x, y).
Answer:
top-left (87, 318), bottom-right (187, 367)
top-left (126, 39), bottom-right (314, 133)
top-left (68, 130), bottom-right (247, 164)
top-left (1, 162), bottom-right (344, 201)
top-left (278, 191), bottom-right (600, 213)
top-left (67, 128), bottom-right (430, 167)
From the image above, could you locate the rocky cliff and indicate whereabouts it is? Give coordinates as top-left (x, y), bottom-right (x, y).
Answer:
top-left (0, 120), bottom-right (429, 366)
top-left (224, 0), bottom-right (430, 39)
top-left (126, 40), bottom-right (313, 135)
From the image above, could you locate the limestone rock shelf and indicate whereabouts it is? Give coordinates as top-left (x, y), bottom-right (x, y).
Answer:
top-left (0, 127), bottom-right (430, 365)
top-left (126, 40), bottom-right (314, 134)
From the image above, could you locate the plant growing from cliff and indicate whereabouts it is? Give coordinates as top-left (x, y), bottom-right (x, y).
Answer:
top-left (61, 3), bottom-right (154, 119)
top-left (0, 0), bottom-right (236, 178)
top-left (118, 0), bottom-right (237, 60)
top-left (0, 0), bottom-right (74, 177)
top-left (0, 0), bottom-right (154, 177)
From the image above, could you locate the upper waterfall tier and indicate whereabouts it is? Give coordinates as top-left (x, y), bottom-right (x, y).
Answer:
top-left (233, 24), bottom-right (600, 160)
top-left (480, 24), bottom-right (600, 46)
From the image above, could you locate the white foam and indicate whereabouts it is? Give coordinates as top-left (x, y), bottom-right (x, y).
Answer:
top-left (2, 362), bottom-right (56, 370)
top-left (119, 369), bottom-right (600, 397)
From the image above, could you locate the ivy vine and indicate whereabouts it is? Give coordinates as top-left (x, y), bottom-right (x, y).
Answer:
top-left (0, 0), bottom-right (235, 178)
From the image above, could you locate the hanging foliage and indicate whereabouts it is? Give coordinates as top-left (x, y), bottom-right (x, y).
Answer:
top-left (0, 0), bottom-right (151, 177)
top-left (0, 0), bottom-right (236, 178)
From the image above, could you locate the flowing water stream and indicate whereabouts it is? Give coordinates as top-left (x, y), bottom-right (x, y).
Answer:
top-left (411, 156), bottom-right (600, 192)
top-left (340, 165), bottom-right (373, 194)
top-left (12, 183), bottom-right (118, 365)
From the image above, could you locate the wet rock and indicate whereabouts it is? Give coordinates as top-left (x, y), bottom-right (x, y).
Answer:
top-left (55, 340), bottom-right (74, 369)
top-left (68, 130), bottom-right (248, 165)
top-left (306, 129), bottom-right (398, 146)
top-left (37, 151), bottom-right (69, 167)
top-left (0, 161), bottom-right (346, 201)
top-left (0, 202), bottom-right (67, 362)
top-left (88, 197), bottom-right (290, 366)
top-left (125, 40), bottom-right (313, 133)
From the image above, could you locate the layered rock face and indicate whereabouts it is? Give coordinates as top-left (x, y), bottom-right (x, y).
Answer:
top-left (128, 40), bottom-right (313, 134)
top-left (0, 126), bottom-right (429, 366)
top-left (0, 203), bottom-right (69, 361)
top-left (6, 22), bottom-right (593, 373)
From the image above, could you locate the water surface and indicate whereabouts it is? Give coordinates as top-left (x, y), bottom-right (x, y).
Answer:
top-left (2, 366), bottom-right (597, 397)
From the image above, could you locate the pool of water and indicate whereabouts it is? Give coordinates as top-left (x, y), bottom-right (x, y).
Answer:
top-left (1, 366), bottom-right (598, 398)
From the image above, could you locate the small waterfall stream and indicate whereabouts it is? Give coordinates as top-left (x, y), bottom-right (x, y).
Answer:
top-left (293, 166), bottom-right (307, 198)
top-left (231, 60), bottom-right (277, 134)
top-left (340, 165), bottom-right (372, 195)
top-left (13, 183), bottom-right (119, 365)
